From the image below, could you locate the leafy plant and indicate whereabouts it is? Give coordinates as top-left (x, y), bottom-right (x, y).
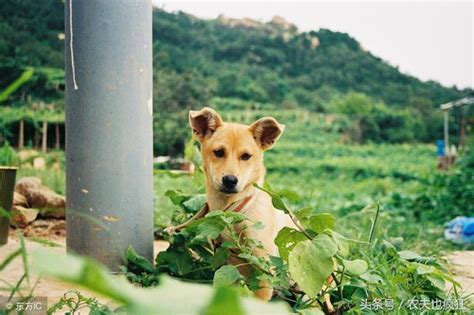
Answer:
top-left (47, 290), bottom-right (112, 315)
top-left (125, 185), bottom-right (463, 314)
top-left (0, 141), bottom-right (19, 166)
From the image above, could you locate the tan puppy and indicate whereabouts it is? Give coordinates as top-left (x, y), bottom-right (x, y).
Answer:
top-left (189, 107), bottom-right (296, 301)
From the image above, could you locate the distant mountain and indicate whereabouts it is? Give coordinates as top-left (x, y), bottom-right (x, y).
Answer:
top-left (1, 1), bottom-right (472, 154)
top-left (150, 9), bottom-right (470, 109)
top-left (0, 0), bottom-right (470, 109)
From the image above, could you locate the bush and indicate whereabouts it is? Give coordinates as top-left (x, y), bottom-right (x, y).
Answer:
top-left (0, 141), bottom-right (19, 166)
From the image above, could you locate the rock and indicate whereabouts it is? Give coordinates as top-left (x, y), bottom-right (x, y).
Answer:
top-left (39, 207), bottom-right (65, 219)
top-left (33, 157), bottom-right (46, 169)
top-left (13, 192), bottom-right (28, 207)
top-left (10, 206), bottom-right (39, 228)
top-left (27, 188), bottom-right (65, 209)
top-left (14, 177), bottom-right (66, 219)
top-left (15, 177), bottom-right (42, 196)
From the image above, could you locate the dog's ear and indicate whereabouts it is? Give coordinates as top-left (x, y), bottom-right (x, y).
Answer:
top-left (189, 107), bottom-right (223, 142)
top-left (249, 117), bottom-right (285, 150)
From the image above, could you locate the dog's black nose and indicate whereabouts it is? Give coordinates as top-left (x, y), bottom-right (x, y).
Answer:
top-left (222, 175), bottom-right (238, 188)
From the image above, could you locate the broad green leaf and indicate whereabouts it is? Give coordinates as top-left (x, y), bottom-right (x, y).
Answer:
top-left (126, 246), bottom-right (155, 274)
top-left (359, 272), bottom-right (384, 284)
top-left (0, 68), bottom-right (34, 102)
top-left (211, 248), bottom-right (230, 269)
top-left (0, 248), bottom-right (22, 271)
top-left (415, 264), bottom-right (433, 275)
top-left (288, 239), bottom-right (334, 298)
top-left (165, 189), bottom-right (191, 205)
top-left (399, 251), bottom-right (436, 264)
top-left (277, 188), bottom-right (301, 202)
top-left (301, 213), bottom-right (336, 234)
top-left (213, 265), bottom-right (241, 287)
top-left (294, 207), bottom-right (313, 221)
top-left (182, 194), bottom-right (206, 212)
top-left (202, 286), bottom-right (244, 315)
top-left (238, 253), bottom-right (263, 266)
top-left (312, 233), bottom-right (337, 257)
top-left (274, 227), bottom-right (307, 261)
top-left (194, 221), bottom-right (225, 242)
top-left (426, 274), bottom-right (445, 291)
top-left (156, 246), bottom-right (195, 276)
top-left (254, 184), bottom-right (290, 213)
top-left (330, 231), bottom-right (350, 257)
top-left (342, 259), bottom-right (368, 275)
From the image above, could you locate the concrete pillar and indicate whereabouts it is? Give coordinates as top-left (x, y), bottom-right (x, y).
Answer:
top-left (65, 0), bottom-right (154, 269)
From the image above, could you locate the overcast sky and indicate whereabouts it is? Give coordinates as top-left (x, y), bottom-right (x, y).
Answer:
top-left (154, 1), bottom-right (473, 89)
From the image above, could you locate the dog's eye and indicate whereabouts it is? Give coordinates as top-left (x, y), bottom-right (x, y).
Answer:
top-left (213, 149), bottom-right (225, 158)
top-left (241, 153), bottom-right (252, 161)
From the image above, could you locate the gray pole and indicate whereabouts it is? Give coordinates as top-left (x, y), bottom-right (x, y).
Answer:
top-left (65, 0), bottom-right (154, 269)
top-left (444, 110), bottom-right (449, 154)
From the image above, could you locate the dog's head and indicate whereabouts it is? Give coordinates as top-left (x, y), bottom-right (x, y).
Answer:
top-left (189, 107), bottom-right (285, 195)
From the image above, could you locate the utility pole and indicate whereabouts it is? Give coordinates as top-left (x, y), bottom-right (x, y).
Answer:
top-left (65, 0), bottom-right (154, 269)
top-left (443, 110), bottom-right (449, 153)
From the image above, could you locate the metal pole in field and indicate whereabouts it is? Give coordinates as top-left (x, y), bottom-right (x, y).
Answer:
top-left (65, 0), bottom-right (154, 269)
top-left (443, 110), bottom-right (449, 153)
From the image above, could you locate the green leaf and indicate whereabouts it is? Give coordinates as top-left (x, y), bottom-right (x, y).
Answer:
top-left (313, 234), bottom-right (337, 257)
top-left (330, 231), bottom-right (350, 257)
top-left (0, 68), bottom-right (34, 102)
top-left (277, 188), bottom-right (301, 202)
top-left (294, 207), bottom-right (313, 221)
top-left (213, 265), bottom-right (241, 287)
top-left (398, 251), bottom-right (436, 264)
top-left (359, 272), bottom-right (384, 284)
top-left (182, 194), bottom-right (206, 212)
top-left (342, 259), bottom-right (368, 275)
top-left (126, 246), bottom-right (155, 274)
top-left (274, 227), bottom-right (307, 261)
top-left (202, 286), bottom-right (244, 315)
top-left (254, 184), bottom-right (290, 213)
top-left (0, 248), bottom-right (22, 271)
top-left (415, 264), bottom-right (433, 275)
top-left (288, 238), bottom-right (334, 298)
top-left (301, 213), bottom-right (336, 234)
top-left (194, 221), bottom-right (225, 242)
top-left (165, 189), bottom-right (191, 206)
top-left (156, 245), bottom-right (195, 276)
top-left (211, 248), bottom-right (230, 269)
top-left (426, 274), bottom-right (445, 291)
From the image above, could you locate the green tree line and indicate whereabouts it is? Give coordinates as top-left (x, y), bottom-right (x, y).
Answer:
top-left (0, 0), bottom-right (472, 154)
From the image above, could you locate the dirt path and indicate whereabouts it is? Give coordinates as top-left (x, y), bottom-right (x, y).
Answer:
top-left (447, 251), bottom-right (474, 296)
